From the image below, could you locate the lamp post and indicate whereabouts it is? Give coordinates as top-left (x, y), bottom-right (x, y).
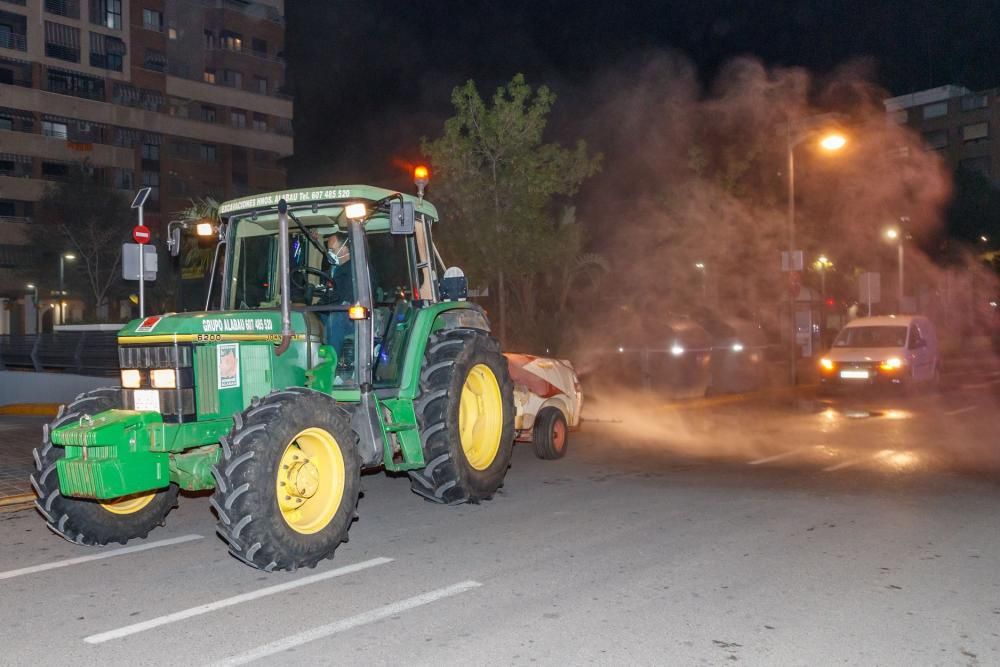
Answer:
top-left (58, 252), bottom-right (76, 326)
top-left (884, 223), bottom-right (905, 312)
top-left (25, 283), bottom-right (39, 333)
top-left (785, 120), bottom-right (847, 384)
top-left (694, 262), bottom-right (706, 299)
top-left (815, 255), bottom-right (833, 298)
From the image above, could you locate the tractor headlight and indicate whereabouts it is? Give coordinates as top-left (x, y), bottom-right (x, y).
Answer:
top-left (121, 368), bottom-right (143, 388)
top-left (150, 368), bottom-right (178, 389)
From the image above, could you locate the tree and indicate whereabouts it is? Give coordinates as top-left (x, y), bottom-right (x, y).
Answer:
top-left (32, 165), bottom-right (133, 319)
top-left (422, 74), bottom-right (601, 346)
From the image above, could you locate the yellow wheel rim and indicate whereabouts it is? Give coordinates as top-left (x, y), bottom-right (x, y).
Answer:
top-left (459, 363), bottom-right (504, 471)
top-left (275, 427), bottom-right (345, 535)
top-left (100, 492), bottom-right (156, 515)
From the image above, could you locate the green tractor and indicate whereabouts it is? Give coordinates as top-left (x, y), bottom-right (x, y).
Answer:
top-left (32, 180), bottom-right (515, 571)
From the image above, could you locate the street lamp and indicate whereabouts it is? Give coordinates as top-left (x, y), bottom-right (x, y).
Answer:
top-left (786, 120), bottom-right (847, 384)
top-left (694, 262), bottom-right (706, 298)
top-left (884, 221), bottom-right (906, 312)
top-left (25, 283), bottom-right (39, 333)
top-left (814, 255), bottom-right (833, 297)
top-left (58, 252), bottom-right (76, 326)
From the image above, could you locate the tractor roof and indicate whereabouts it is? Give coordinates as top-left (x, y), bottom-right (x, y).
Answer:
top-left (218, 185), bottom-right (439, 219)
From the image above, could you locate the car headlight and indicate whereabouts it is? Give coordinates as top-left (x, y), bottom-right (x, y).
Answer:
top-left (150, 368), bottom-right (178, 389)
top-left (820, 358), bottom-right (835, 371)
top-left (879, 357), bottom-right (903, 371)
top-left (121, 368), bottom-right (143, 388)
top-left (731, 342), bottom-right (744, 352)
top-left (670, 344), bottom-right (685, 356)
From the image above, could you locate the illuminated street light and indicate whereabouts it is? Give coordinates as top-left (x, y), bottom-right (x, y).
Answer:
top-left (884, 228), bottom-right (900, 240)
top-left (884, 219), bottom-right (908, 312)
top-left (59, 252), bottom-right (76, 326)
top-left (819, 133), bottom-right (848, 152)
top-left (981, 235), bottom-right (989, 243)
top-left (814, 255), bottom-right (833, 297)
top-left (694, 262), bottom-right (706, 298)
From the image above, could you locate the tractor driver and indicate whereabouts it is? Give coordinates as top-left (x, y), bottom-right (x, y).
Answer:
top-left (316, 232), bottom-right (354, 356)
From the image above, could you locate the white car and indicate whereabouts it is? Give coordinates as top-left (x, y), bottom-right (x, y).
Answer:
top-left (819, 315), bottom-right (940, 388)
top-left (505, 354), bottom-right (582, 459)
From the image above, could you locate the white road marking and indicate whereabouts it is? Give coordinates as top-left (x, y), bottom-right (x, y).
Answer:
top-left (748, 447), bottom-right (815, 465)
top-left (209, 580), bottom-right (483, 666)
top-left (84, 556), bottom-right (393, 644)
top-left (960, 380), bottom-right (1000, 390)
top-left (0, 534), bottom-right (204, 581)
top-left (823, 449), bottom-right (892, 472)
top-left (944, 405), bottom-right (977, 416)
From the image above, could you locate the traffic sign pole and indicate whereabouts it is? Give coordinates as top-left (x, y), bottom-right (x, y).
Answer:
top-left (138, 206), bottom-right (144, 318)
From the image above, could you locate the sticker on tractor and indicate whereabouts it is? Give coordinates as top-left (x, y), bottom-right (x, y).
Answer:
top-left (217, 343), bottom-right (241, 389)
top-left (135, 316), bottom-right (162, 333)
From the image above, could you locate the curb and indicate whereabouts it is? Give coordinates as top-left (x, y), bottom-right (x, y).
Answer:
top-left (0, 493), bottom-right (34, 509)
top-left (0, 404), bottom-right (59, 417)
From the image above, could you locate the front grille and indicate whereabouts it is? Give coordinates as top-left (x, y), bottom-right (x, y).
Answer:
top-left (122, 387), bottom-right (196, 420)
top-left (119, 344), bottom-right (193, 369)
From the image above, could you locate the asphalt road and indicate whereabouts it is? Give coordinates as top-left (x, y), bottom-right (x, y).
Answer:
top-left (0, 368), bottom-right (998, 666)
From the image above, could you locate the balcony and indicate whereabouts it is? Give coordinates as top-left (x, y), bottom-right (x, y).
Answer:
top-left (0, 31), bottom-right (26, 51)
top-left (44, 0), bottom-right (80, 19)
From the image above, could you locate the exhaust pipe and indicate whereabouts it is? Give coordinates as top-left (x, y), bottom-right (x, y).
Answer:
top-left (276, 198), bottom-right (292, 355)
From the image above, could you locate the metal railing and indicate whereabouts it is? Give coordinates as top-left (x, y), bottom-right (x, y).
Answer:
top-left (0, 332), bottom-right (119, 377)
top-left (0, 32), bottom-right (27, 51)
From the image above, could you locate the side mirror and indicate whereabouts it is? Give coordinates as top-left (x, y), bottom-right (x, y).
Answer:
top-left (390, 200), bottom-right (415, 235)
top-left (168, 225), bottom-right (181, 257)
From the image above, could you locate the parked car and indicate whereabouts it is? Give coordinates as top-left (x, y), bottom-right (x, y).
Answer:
top-left (819, 315), bottom-right (940, 389)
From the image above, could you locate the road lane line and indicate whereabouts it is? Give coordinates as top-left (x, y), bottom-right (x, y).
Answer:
top-left (944, 405), bottom-right (977, 416)
top-left (208, 580), bottom-right (482, 666)
top-left (0, 534), bottom-right (204, 581)
top-left (84, 556), bottom-right (392, 644)
top-left (823, 450), bottom-right (892, 472)
top-left (748, 447), bottom-right (814, 465)
top-left (960, 381), bottom-right (999, 390)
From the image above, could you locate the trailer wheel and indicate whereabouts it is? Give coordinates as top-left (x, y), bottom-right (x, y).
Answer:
top-left (533, 407), bottom-right (569, 460)
top-left (31, 387), bottom-right (179, 546)
top-left (212, 387), bottom-right (360, 571)
top-left (409, 329), bottom-right (515, 504)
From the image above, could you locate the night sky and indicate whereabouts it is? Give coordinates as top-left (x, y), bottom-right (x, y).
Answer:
top-left (285, 0), bottom-right (1000, 186)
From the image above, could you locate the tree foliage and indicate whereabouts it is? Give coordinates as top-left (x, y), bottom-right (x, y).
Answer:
top-left (422, 74), bottom-right (601, 346)
top-left (32, 165), bottom-right (133, 317)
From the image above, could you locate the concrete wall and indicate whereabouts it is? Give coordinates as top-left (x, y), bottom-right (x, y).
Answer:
top-left (0, 370), bottom-right (115, 406)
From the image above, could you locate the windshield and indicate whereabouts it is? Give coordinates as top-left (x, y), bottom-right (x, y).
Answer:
top-left (834, 325), bottom-right (907, 348)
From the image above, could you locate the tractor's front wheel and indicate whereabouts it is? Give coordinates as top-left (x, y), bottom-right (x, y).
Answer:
top-left (408, 329), bottom-right (515, 504)
top-left (31, 387), bottom-right (179, 545)
top-left (212, 387), bottom-right (361, 571)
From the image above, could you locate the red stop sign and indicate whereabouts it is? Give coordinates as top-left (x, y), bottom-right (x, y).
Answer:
top-left (133, 225), bottom-right (151, 244)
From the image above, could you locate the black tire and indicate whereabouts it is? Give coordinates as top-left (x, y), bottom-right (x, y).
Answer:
top-left (31, 387), bottom-right (179, 546)
top-left (533, 407), bottom-right (569, 460)
top-left (408, 329), bottom-right (515, 504)
top-left (212, 387), bottom-right (361, 572)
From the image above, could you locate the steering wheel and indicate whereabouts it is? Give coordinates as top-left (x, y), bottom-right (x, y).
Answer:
top-left (291, 267), bottom-right (334, 304)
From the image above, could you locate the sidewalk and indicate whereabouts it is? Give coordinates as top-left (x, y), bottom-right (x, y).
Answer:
top-left (0, 415), bottom-right (47, 505)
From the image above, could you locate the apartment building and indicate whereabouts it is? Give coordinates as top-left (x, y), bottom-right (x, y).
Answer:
top-left (884, 84), bottom-right (996, 180)
top-left (0, 0), bottom-right (292, 330)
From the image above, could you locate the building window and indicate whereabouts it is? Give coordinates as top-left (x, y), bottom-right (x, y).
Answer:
top-left (0, 11), bottom-right (28, 52)
top-left (141, 142), bottom-right (159, 161)
top-left (961, 94), bottom-right (988, 112)
top-left (220, 30), bottom-right (242, 52)
top-left (203, 29), bottom-right (214, 49)
top-left (251, 37), bottom-right (267, 56)
top-left (45, 0), bottom-right (80, 19)
top-left (199, 143), bottom-right (216, 162)
top-left (959, 156), bottom-right (991, 177)
top-left (223, 69), bottom-right (242, 88)
top-left (230, 110), bottom-right (246, 129)
top-left (922, 101), bottom-right (948, 119)
top-left (253, 75), bottom-right (267, 95)
top-left (252, 113), bottom-right (267, 132)
top-left (200, 105), bottom-right (216, 123)
top-left (141, 170), bottom-right (159, 202)
top-left (962, 122), bottom-right (989, 143)
top-left (167, 27), bottom-right (177, 40)
top-left (89, 0), bottom-right (121, 30)
top-left (89, 32), bottom-right (125, 71)
top-left (113, 167), bottom-right (132, 190)
top-left (0, 115), bottom-right (11, 131)
top-left (42, 161), bottom-right (70, 179)
top-left (48, 69), bottom-right (104, 100)
top-left (203, 68), bottom-right (216, 84)
top-left (143, 48), bottom-right (166, 72)
top-left (142, 9), bottom-right (162, 32)
top-left (922, 130), bottom-right (948, 150)
top-left (42, 120), bottom-right (68, 138)
top-left (44, 21), bottom-right (81, 62)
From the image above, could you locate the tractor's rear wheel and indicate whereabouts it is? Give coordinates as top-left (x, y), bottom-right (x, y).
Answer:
top-left (533, 407), bottom-right (569, 460)
top-left (31, 387), bottom-right (179, 545)
top-left (408, 329), bottom-right (515, 504)
top-left (212, 387), bottom-right (361, 571)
